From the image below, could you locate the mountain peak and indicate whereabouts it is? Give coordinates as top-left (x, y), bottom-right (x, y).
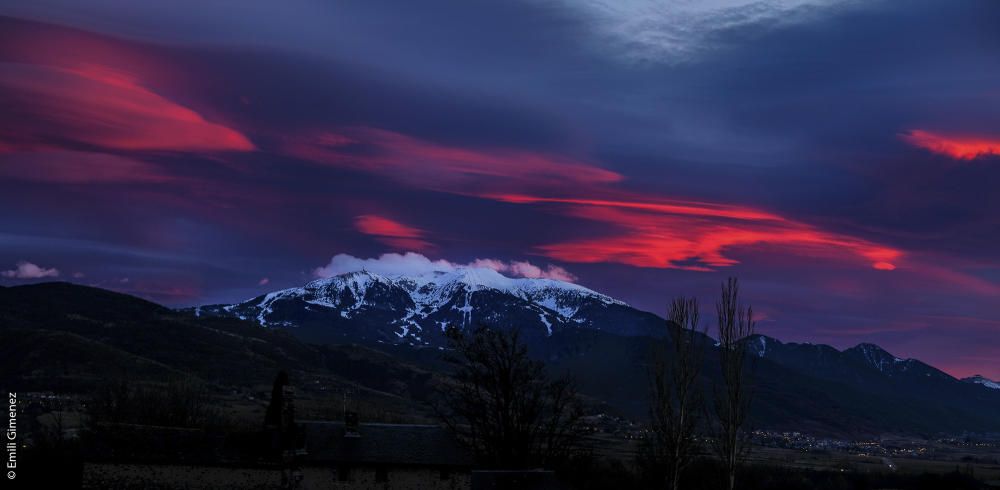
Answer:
top-left (851, 342), bottom-right (893, 354)
top-left (844, 343), bottom-right (906, 373)
top-left (841, 343), bottom-right (955, 380)
top-left (191, 266), bottom-right (650, 344)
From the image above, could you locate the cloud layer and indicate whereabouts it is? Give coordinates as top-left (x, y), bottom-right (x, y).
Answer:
top-left (313, 252), bottom-right (577, 282)
top-left (285, 127), bottom-right (621, 194)
top-left (0, 64), bottom-right (253, 153)
top-left (550, 0), bottom-right (852, 61)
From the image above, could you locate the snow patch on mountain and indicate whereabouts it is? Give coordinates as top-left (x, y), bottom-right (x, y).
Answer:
top-left (756, 335), bottom-right (769, 357)
top-left (851, 343), bottom-right (904, 373)
top-left (963, 375), bottom-right (1000, 390)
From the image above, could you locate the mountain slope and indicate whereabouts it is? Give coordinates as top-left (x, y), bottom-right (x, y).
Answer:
top-left (190, 269), bottom-right (664, 345)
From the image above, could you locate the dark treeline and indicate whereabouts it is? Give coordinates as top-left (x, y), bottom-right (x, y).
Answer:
top-left (88, 376), bottom-right (222, 428)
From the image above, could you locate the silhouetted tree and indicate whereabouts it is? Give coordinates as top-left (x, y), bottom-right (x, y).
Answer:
top-left (643, 297), bottom-right (706, 490)
top-left (88, 376), bottom-right (216, 427)
top-left (264, 370), bottom-right (291, 428)
top-left (435, 326), bottom-right (583, 469)
top-left (712, 278), bottom-right (756, 490)
top-left (264, 370), bottom-right (300, 489)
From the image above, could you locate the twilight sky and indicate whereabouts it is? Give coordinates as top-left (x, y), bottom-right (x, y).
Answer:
top-left (1, 1), bottom-right (998, 378)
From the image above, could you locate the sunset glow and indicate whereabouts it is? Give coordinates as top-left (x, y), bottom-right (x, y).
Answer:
top-left (354, 215), bottom-right (433, 251)
top-left (901, 129), bottom-right (1000, 160)
top-left (0, 7), bottom-right (997, 380)
top-left (496, 194), bottom-right (901, 271)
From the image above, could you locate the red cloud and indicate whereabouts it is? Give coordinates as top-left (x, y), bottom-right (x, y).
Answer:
top-left (287, 125), bottom-right (905, 273)
top-left (901, 129), bottom-right (1000, 160)
top-left (493, 194), bottom-right (902, 272)
top-left (284, 127), bottom-right (622, 192)
top-left (491, 194), bottom-right (784, 221)
top-left (0, 63), bottom-right (253, 153)
top-left (354, 215), bottom-right (433, 251)
top-left (287, 126), bottom-right (906, 274)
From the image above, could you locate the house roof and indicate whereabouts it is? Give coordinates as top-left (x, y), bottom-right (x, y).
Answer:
top-left (300, 421), bottom-right (472, 467)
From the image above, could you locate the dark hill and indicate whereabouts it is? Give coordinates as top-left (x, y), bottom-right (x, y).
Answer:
top-left (0, 282), bottom-right (437, 421)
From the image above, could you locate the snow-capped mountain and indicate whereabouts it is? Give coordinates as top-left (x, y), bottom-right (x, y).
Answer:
top-left (190, 268), bottom-right (664, 345)
top-left (962, 375), bottom-right (1000, 390)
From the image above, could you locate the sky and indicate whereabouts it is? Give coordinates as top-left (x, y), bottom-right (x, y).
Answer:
top-left (0, 0), bottom-right (998, 378)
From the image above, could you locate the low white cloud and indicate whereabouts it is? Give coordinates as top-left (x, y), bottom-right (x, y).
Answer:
top-left (314, 252), bottom-right (577, 282)
top-left (469, 258), bottom-right (577, 282)
top-left (1, 261), bottom-right (60, 279)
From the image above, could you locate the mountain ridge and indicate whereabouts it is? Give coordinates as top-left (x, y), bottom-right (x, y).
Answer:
top-left (193, 270), bottom-right (982, 386)
top-left (749, 335), bottom-right (957, 383)
top-left (3, 281), bottom-right (999, 436)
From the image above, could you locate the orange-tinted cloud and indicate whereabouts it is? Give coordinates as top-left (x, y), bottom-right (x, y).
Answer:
top-left (0, 63), bottom-right (254, 153)
top-left (284, 127), bottom-right (622, 191)
top-left (494, 193), bottom-right (902, 271)
top-left (354, 215), bottom-right (433, 251)
top-left (901, 129), bottom-right (1000, 160)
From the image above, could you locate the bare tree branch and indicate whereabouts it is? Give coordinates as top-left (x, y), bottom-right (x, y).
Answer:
top-left (434, 326), bottom-right (584, 469)
top-left (643, 296), bottom-right (707, 490)
top-left (712, 278), bottom-right (756, 490)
